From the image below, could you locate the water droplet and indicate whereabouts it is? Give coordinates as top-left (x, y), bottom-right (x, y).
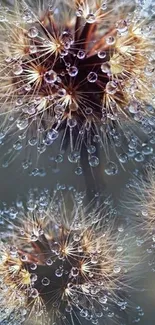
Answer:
top-left (54, 104), bottom-right (65, 114)
top-left (91, 255), bottom-right (98, 264)
top-left (28, 26), bottom-right (38, 38)
top-left (106, 81), bottom-right (117, 95)
top-left (88, 155), bottom-right (99, 167)
top-left (86, 13), bottom-right (96, 24)
top-left (101, 62), bottom-right (111, 74)
top-left (30, 263), bottom-right (37, 270)
top-left (45, 129), bottom-right (59, 145)
top-left (44, 70), bottom-right (57, 84)
top-left (13, 64), bottom-right (23, 76)
top-left (113, 266), bottom-right (121, 273)
top-left (30, 288), bottom-right (39, 298)
top-left (119, 153), bottom-right (128, 163)
top-left (75, 166), bottom-right (83, 175)
top-left (77, 50), bottom-right (85, 59)
top-left (99, 295), bottom-right (107, 304)
top-left (116, 19), bottom-right (128, 34)
top-left (29, 45), bottom-right (37, 54)
top-left (85, 107), bottom-right (93, 114)
top-left (106, 36), bottom-right (115, 45)
top-left (46, 258), bottom-right (53, 266)
top-left (98, 51), bottom-right (106, 59)
top-left (55, 268), bottom-right (63, 277)
top-left (105, 161), bottom-right (118, 175)
top-left (67, 118), bottom-right (77, 128)
top-left (87, 72), bottom-right (98, 83)
top-left (42, 277), bottom-right (50, 286)
top-left (68, 66), bottom-right (78, 77)
top-left (68, 151), bottom-right (80, 163)
top-left (71, 267), bottom-right (79, 277)
top-left (17, 118), bottom-right (28, 130)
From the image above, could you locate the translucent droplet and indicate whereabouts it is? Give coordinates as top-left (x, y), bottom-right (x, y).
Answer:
top-left (28, 26), bottom-right (38, 38)
top-left (54, 104), bottom-right (65, 114)
top-left (57, 88), bottom-right (66, 97)
top-left (88, 155), bottom-right (99, 167)
top-left (106, 81), bottom-right (117, 95)
top-left (113, 266), bottom-right (121, 273)
top-left (75, 166), bottom-right (83, 175)
top-left (29, 45), bottom-right (37, 54)
top-left (85, 107), bottom-right (93, 114)
top-left (55, 268), bottom-right (63, 277)
top-left (67, 118), bottom-right (77, 128)
top-left (68, 66), bottom-right (78, 77)
top-left (105, 161), bottom-right (118, 175)
top-left (91, 255), bottom-right (98, 264)
top-left (45, 129), bottom-right (59, 145)
top-left (46, 258), bottom-right (53, 266)
top-left (119, 153), bottom-right (128, 163)
top-left (106, 36), bottom-right (115, 45)
top-left (30, 288), bottom-right (39, 298)
top-left (87, 72), bottom-right (98, 83)
top-left (87, 145), bottom-right (96, 154)
top-left (77, 50), bottom-right (85, 59)
top-left (68, 151), bottom-right (80, 163)
top-left (13, 64), bottom-right (23, 76)
top-left (30, 263), bottom-right (37, 270)
top-left (86, 13), bottom-right (96, 24)
top-left (101, 62), bottom-right (111, 74)
top-left (98, 51), bottom-right (106, 59)
top-left (42, 277), bottom-right (50, 286)
top-left (44, 70), bottom-right (57, 84)
top-left (116, 19), bottom-right (128, 34)
top-left (17, 119), bottom-right (28, 130)
top-left (99, 295), bottom-right (107, 304)
top-left (71, 267), bottom-right (79, 277)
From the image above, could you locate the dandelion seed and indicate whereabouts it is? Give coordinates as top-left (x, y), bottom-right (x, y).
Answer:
top-left (0, 188), bottom-right (142, 325)
top-left (0, 0), bottom-right (154, 169)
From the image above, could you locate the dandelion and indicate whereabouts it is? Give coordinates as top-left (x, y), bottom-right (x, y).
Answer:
top-left (0, 188), bottom-right (140, 324)
top-left (0, 0), bottom-right (154, 168)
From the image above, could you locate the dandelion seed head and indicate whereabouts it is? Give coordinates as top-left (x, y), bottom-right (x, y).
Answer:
top-left (0, 188), bottom-right (141, 324)
top-left (0, 0), bottom-right (154, 169)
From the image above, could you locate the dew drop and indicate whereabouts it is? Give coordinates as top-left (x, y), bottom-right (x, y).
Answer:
top-left (28, 26), bottom-right (38, 38)
top-left (30, 288), bottom-right (39, 298)
top-left (13, 64), bottom-right (23, 76)
top-left (98, 51), bottom-right (106, 59)
top-left (105, 161), bottom-right (118, 175)
top-left (116, 19), bottom-right (128, 34)
top-left (17, 118), bottom-right (28, 130)
top-left (106, 81), bottom-right (117, 95)
top-left (113, 266), bottom-right (121, 273)
top-left (87, 72), bottom-right (98, 83)
top-left (101, 62), bottom-right (111, 74)
top-left (88, 155), bottom-right (99, 167)
top-left (86, 13), bottom-right (96, 24)
top-left (71, 267), bottom-right (79, 277)
top-left (44, 70), bottom-right (57, 84)
top-left (68, 66), bottom-right (78, 77)
top-left (106, 36), bottom-right (115, 45)
top-left (55, 268), bottom-right (63, 277)
top-left (46, 258), bottom-right (53, 266)
top-left (42, 277), bottom-right (50, 286)
top-left (77, 50), bottom-right (85, 59)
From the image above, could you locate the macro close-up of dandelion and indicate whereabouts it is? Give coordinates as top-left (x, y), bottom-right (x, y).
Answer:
top-left (0, 0), bottom-right (154, 167)
top-left (0, 189), bottom-right (142, 325)
top-left (0, 1), bottom-right (155, 325)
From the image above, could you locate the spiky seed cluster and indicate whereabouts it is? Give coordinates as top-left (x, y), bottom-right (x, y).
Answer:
top-left (0, 192), bottom-right (136, 325)
top-left (128, 168), bottom-right (155, 237)
top-left (0, 0), bottom-right (154, 167)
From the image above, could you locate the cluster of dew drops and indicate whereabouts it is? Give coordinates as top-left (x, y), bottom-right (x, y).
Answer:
top-left (0, 1), bottom-right (154, 176)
